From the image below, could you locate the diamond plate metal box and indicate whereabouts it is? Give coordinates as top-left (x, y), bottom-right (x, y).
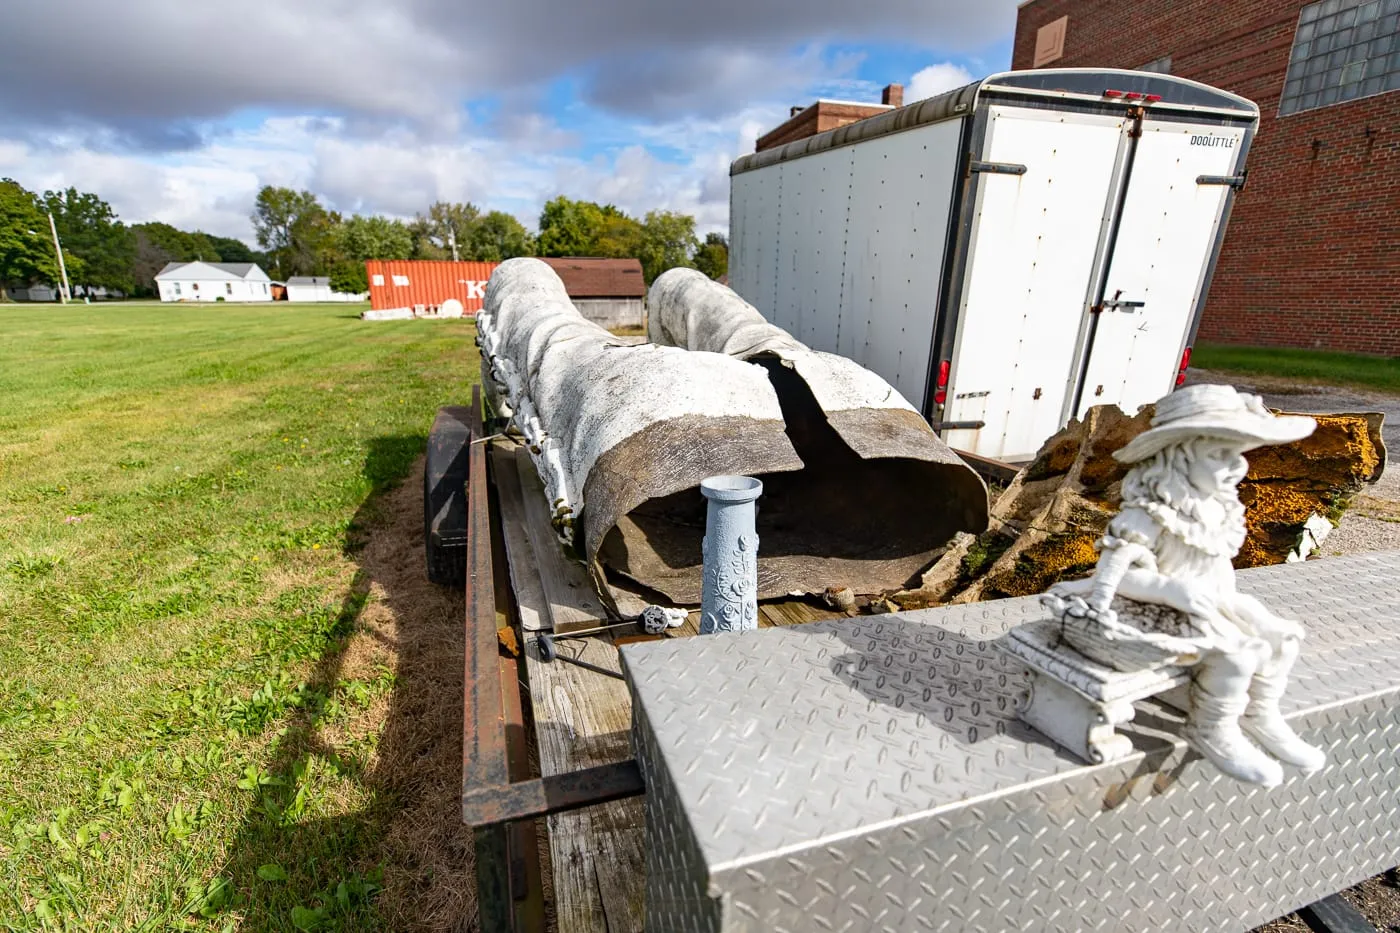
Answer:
top-left (621, 552), bottom-right (1400, 933)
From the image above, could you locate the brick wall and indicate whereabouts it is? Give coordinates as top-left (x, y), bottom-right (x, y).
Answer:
top-left (1013, 0), bottom-right (1400, 356)
top-left (756, 102), bottom-right (892, 151)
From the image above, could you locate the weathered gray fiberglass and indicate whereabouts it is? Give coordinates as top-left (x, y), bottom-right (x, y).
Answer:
top-left (479, 258), bottom-right (987, 606)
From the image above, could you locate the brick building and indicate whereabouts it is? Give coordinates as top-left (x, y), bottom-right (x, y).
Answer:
top-left (1014, 0), bottom-right (1400, 355)
top-left (756, 84), bottom-right (903, 151)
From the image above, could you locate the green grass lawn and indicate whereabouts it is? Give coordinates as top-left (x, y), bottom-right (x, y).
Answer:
top-left (0, 302), bottom-right (479, 930)
top-left (1193, 342), bottom-right (1400, 394)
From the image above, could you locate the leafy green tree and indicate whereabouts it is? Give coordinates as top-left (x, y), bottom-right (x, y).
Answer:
top-left (693, 232), bottom-right (728, 281)
top-left (251, 186), bottom-right (331, 278)
top-left (329, 262), bottom-right (368, 294)
top-left (469, 211), bottom-right (535, 261)
top-left (333, 215), bottom-right (413, 262)
top-left (593, 211), bottom-right (644, 259)
top-left (537, 196), bottom-right (608, 257)
top-left (43, 187), bottom-right (136, 292)
top-left (204, 235), bottom-right (262, 264)
top-left (637, 210), bottom-right (699, 283)
top-left (410, 201), bottom-right (479, 260)
top-left (0, 178), bottom-right (65, 288)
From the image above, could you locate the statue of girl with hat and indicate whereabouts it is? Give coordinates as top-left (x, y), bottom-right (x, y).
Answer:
top-left (1044, 383), bottom-right (1326, 786)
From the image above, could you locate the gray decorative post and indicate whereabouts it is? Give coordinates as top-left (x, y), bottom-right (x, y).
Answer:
top-left (699, 475), bottom-right (763, 634)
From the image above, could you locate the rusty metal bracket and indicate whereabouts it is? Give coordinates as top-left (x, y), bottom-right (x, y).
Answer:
top-left (1197, 172), bottom-right (1248, 190)
top-left (1126, 104), bottom-right (1145, 138)
top-left (463, 760), bottom-right (647, 829)
top-left (969, 160), bottom-right (1027, 176)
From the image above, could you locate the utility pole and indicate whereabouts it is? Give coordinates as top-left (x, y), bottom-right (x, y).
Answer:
top-left (448, 227), bottom-right (460, 262)
top-left (48, 213), bottom-right (71, 304)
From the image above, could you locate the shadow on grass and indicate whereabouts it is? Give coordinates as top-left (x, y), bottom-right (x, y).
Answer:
top-left (214, 434), bottom-right (477, 932)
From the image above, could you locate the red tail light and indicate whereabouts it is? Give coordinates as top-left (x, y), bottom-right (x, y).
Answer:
top-left (1145, 93), bottom-right (1162, 103)
top-left (934, 360), bottom-right (951, 405)
top-left (1175, 346), bottom-right (1192, 387)
top-left (1123, 91), bottom-right (1144, 101)
top-left (1103, 89), bottom-right (1125, 99)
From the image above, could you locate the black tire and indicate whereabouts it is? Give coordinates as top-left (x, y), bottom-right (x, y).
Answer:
top-left (424, 458), bottom-right (466, 586)
top-left (424, 406), bottom-right (473, 587)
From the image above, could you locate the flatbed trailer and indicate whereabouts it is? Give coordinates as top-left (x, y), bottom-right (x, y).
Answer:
top-left (446, 391), bottom-right (1398, 933)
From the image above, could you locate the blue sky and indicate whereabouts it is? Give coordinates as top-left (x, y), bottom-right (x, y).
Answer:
top-left (0, 0), bottom-right (1019, 243)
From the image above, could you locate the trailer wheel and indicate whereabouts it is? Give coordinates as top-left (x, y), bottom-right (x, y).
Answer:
top-left (424, 405), bottom-right (473, 587)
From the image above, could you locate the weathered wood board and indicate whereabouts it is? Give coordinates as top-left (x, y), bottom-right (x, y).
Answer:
top-left (511, 446), bottom-right (611, 633)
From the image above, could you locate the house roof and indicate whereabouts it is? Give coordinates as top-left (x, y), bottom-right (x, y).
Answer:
top-left (154, 261), bottom-right (266, 281)
top-left (286, 276), bottom-right (329, 286)
top-left (540, 257), bottom-right (646, 298)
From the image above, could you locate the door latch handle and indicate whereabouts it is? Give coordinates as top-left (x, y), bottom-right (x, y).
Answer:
top-left (1091, 289), bottom-right (1146, 313)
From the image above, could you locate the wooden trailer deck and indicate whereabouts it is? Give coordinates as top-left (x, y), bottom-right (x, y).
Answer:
top-left (482, 437), bottom-right (844, 931)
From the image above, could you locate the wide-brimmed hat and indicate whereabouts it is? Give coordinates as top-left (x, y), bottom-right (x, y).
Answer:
top-left (1113, 384), bottom-right (1316, 464)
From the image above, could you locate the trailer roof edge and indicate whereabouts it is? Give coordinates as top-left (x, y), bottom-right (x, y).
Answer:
top-left (730, 68), bottom-right (1259, 177)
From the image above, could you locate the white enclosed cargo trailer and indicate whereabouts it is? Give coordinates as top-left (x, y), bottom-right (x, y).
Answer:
top-left (729, 69), bottom-right (1259, 461)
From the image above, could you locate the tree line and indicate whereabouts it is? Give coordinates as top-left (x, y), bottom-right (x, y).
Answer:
top-left (253, 188), bottom-right (728, 291)
top-left (1, 177), bottom-right (728, 300)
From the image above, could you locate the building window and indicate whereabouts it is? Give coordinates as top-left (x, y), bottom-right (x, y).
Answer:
top-left (173, 282), bottom-right (181, 296)
top-left (1281, 0), bottom-right (1400, 115)
top-left (1139, 56), bottom-right (1172, 74)
top-left (226, 283), bottom-right (233, 296)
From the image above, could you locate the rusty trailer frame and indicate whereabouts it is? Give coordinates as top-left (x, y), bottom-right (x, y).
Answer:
top-left (457, 386), bottom-right (645, 932)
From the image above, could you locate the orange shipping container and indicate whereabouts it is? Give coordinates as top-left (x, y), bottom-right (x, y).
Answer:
top-left (365, 260), bottom-right (501, 314)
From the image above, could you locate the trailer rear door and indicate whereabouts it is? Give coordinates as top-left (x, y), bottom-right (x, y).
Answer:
top-left (1071, 119), bottom-right (1247, 419)
top-left (941, 106), bottom-right (1127, 461)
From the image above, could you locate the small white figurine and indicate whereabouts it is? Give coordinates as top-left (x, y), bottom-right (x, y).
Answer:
top-left (1044, 384), bottom-right (1326, 786)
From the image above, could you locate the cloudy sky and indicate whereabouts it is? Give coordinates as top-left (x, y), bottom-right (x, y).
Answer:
top-left (0, 0), bottom-right (1018, 244)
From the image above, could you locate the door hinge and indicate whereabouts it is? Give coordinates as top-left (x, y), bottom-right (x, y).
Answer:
top-left (1126, 105), bottom-right (1145, 138)
top-left (1197, 171), bottom-right (1248, 190)
top-left (969, 160), bottom-right (1027, 176)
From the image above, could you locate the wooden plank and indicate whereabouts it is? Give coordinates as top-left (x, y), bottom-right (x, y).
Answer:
top-left (512, 448), bottom-right (609, 633)
top-left (522, 628), bottom-right (645, 932)
top-left (762, 599), bottom-right (841, 626)
top-left (490, 444), bottom-right (550, 632)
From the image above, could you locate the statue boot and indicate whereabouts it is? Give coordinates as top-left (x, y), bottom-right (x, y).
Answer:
top-left (1182, 651), bottom-right (1284, 787)
top-left (1240, 637), bottom-right (1327, 773)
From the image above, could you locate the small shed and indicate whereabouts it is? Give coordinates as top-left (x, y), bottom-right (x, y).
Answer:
top-left (285, 276), bottom-right (331, 302)
top-left (540, 257), bottom-right (646, 329)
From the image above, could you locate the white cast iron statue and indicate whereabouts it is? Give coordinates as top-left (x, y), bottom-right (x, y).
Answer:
top-left (1042, 384), bottom-right (1327, 786)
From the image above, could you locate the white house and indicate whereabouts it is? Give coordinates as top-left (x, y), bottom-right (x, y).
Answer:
top-left (285, 276), bottom-right (367, 303)
top-left (154, 261), bottom-right (273, 302)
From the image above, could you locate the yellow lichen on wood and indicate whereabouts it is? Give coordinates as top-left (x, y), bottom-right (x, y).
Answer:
top-left (983, 532), bottom-right (1101, 599)
top-left (902, 404), bottom-right (1385, 606)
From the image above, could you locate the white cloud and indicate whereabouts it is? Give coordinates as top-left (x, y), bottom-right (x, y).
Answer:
top-left (907, 62), bottom-right (976, 103)
top-left (0, 1), bottom-right (1017, 246)
top-left (0, 107), bottom-right (747, 242)
top-left (1, 0), bottom-right (1016, 137)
